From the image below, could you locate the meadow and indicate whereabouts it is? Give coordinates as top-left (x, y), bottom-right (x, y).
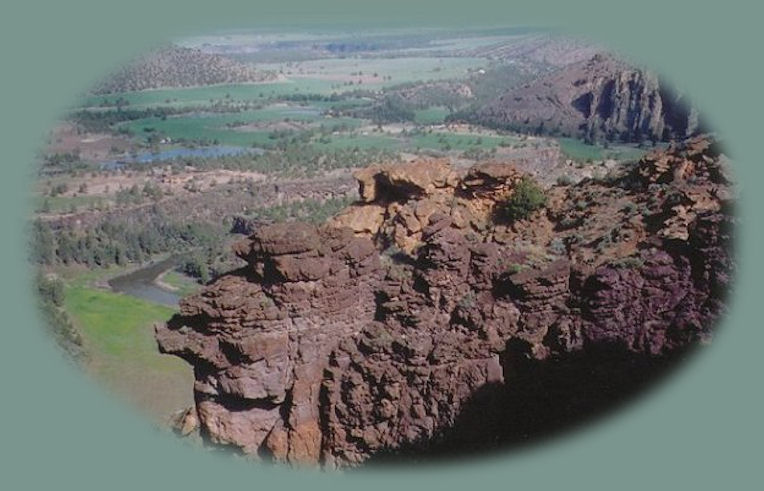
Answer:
top-left (408, 131), bottom-right (519, 151)
top-left (59, 266), bottom-right (193, 424)
top-left (557, 137), bottom-right (650, 162)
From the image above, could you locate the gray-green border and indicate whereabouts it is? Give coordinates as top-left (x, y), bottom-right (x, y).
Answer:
top-left (1, 0), bottom-right (761, 489)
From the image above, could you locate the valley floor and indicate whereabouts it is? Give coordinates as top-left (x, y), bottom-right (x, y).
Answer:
top-left (55, 264), bottom-right (198, 425)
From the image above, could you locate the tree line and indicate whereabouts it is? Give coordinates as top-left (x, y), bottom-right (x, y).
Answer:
top-left (30, 214), bottom-right (222, 268)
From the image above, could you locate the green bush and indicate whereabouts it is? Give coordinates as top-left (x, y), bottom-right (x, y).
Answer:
top-left (498, 176), bottom-right (547, 222)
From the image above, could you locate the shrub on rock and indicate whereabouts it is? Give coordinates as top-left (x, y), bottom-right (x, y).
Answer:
top-left (498, 176), bottom-right (547, 221)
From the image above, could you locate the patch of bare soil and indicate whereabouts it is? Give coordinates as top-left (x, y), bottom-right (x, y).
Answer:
top-left (46, 122), bottom-right (135, 161)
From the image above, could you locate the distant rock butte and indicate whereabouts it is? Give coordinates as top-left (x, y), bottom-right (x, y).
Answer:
top-left (473, 53), bottom-right (701, 143)
top-left (156, 135), bottom-right (734, 467)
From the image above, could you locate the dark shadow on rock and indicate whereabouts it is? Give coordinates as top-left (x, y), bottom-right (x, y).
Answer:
top-left (362, 343), bottom-right (691, 467)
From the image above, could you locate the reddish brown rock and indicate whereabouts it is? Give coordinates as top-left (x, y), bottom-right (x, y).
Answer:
top-left (329, 159), bottom-right (523, 252)
top-left (472, 53), bottom-right (700, 143)
top-left (157, 135), bottom-right (734, 467)
top-left (157, 223), bottom-right (383, 464)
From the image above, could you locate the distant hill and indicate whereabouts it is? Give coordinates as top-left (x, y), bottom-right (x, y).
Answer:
top-left (465, 53), bottom-right (701, 143)
top-left (92, 45), bottom-right (278, 94)
top-left (464, 34), bottom-right (602, 67)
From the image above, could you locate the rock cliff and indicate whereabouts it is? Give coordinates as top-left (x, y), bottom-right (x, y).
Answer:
top-left (472, 54), bottom-right (700, 143)
top-left (156, 135), bottom-right (734, 467)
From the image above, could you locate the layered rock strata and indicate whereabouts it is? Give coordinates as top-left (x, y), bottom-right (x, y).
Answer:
top-left (157, 135), bottom-right (734, 467)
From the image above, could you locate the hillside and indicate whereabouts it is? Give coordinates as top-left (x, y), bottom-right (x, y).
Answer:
top-left (92, 45), bottom-right (278, 94)
top-left (466, 53), bottom-right (701, 143)
top-left (463, 34), bottom-right (602, 67)
top-left (156, 135), bottom-right (734, 467)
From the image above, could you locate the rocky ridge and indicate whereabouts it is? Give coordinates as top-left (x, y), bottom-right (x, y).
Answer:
top-left (156, 135), bottom-right (734, 467)
top-left (472, 53), bottom-right (700, 143)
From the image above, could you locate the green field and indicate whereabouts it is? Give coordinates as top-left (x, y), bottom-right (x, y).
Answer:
top-left (123, 113), bottom-right (283, 147)
top-left (259, 56), bottom-right (488, 89)
top-left (409, 131), bottom-right (517, 151)
top-left (80, 80), bottom-right (340, 109)
top-left (61, 268), bottom-right (193, 424)
top-left (413, 107), bottom-right (450, 124)
top-left (121, 105), bottom-right (369, 147)
top-left (310, 132), bottom-right (403, 151)
top-left (80, 56), bottom-right (488, 110)
top-left (558, 137), bottom-right (650, 162)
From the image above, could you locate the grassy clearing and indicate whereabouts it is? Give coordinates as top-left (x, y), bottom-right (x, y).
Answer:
top-left (558, 137), bottom-right (650, 162)
top-left (408, 131), bottom-right (516, 151)
top-left (34, 194), bottom-right (109, 213)
top-left (62, 271), bottom-right (193, 424)
top-left (310, 133), bottom-right (403, 150)
top-left (413, 107), bottom-right (450, 124)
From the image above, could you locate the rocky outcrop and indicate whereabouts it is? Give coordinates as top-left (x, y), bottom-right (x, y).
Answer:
top-left (157, 224), bottom-right (382, 462)
top-left (157, 135), bottom-right (734, 467)
top-left (329, 159), bottom-right (524, 253)
top-left (471, 54), bottom-right (700, 143)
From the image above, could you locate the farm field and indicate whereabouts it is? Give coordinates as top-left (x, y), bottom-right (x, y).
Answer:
top-left (120, 105), bottom-right (367, 147)
top-left (259, 56), bottom-right (488, 88)
top-left (80, 80), bottom-right (339, 108)
top-left (80, 55), bottom-right (486, 110)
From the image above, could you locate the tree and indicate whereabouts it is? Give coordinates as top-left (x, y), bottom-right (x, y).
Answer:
top-left (30, 219), bottom-right (56, 264)
top-left (36, 272), bottom-right (65, 306)
top-left (370, 94), bottom-right (415, 125)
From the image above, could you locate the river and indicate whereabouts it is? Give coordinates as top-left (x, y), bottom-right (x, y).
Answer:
top-left (108, 256), bottom-right (182, 307)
